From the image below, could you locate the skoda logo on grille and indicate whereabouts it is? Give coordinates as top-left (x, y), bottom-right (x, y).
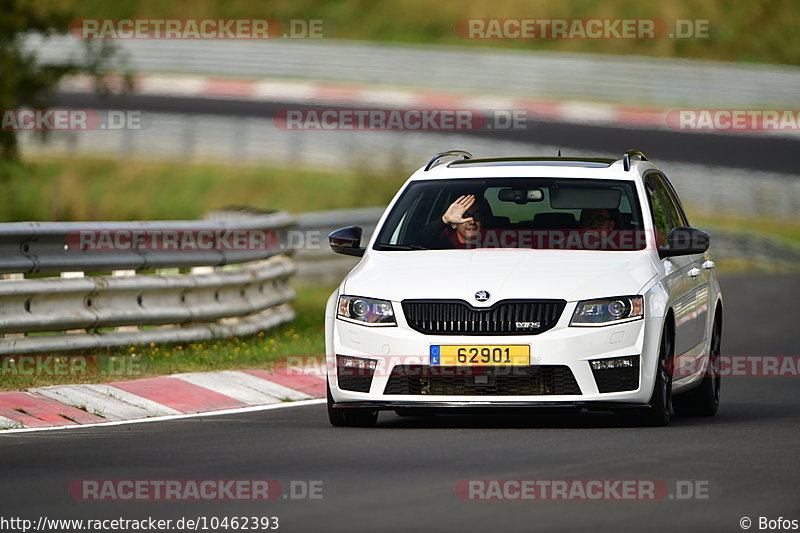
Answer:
top-left (474, 290), bottom-right (491, 302)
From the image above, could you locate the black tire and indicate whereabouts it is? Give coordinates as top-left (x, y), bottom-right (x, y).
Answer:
top-left (327, 382), bottom-right (378, 427)
top-left (673, 311), bottom-right (721, 417)
top-left (643, 322), bottom-right (674, 427)
top-left (327, 381), bottom-right (347, 427)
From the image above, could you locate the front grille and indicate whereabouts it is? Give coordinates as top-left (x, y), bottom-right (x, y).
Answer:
top-left (401, 299), bottom-right (566, 335)
top-left (337, 366), bottom-right (375, 393)
top-left (384, 365), bottom-right (581, 395)
top-left (591, 357), bottom-right (640, 393)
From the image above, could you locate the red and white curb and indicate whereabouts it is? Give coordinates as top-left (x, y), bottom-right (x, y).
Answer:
top-left (0, 366), bottom-right (326, 431)
top-left (58, 73), bottom-right (800, 137)
top-left (59, 73), bottom-right (668, 129)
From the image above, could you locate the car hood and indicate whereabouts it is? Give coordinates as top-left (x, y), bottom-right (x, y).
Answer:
top-left (343, 250), bottom-right (657, 303)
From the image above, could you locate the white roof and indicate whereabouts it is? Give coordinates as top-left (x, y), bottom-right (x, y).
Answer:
top-left (408, 158), bottom-right (658, 182)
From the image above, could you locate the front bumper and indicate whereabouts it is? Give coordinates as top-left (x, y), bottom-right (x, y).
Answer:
top-left (330, 401), bottom-right (650, 414)
top-left (328, 311), bottom-right (665, 406)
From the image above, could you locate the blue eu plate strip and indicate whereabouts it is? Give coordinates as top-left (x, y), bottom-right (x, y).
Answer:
top-left (429, 345), bottom-right (440, 365)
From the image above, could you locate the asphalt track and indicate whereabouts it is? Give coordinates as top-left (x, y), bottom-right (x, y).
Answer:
top-left (1, 274), bottom-right (798, 533)
top-left (56, 92), bottom-right (800, 173)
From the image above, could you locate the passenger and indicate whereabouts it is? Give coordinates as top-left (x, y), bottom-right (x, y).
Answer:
top-left (578, 208), bottom-right (615, 232)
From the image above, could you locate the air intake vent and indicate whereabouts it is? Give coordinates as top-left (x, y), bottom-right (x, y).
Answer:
top-left (384, 365), bottom-right (581, 395)
top-left (401, 299), bottom-right (565, 335)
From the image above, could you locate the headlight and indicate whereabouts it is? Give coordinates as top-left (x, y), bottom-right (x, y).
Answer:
top-left (337, 296), bottom-right (396, 326)
top-left (570, 296), bottom-right (643, 326)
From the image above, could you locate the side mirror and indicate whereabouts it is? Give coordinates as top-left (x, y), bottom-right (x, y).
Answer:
top-left (659, 227), bottom-right (710, 258)
top-left (329, 226), bottom-right (365, 257)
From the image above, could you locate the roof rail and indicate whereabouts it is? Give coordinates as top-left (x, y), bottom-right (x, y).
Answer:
top-left (424, 150), bottom-right (473, 171)
top-left (622, 150), bottom-right (648, 171)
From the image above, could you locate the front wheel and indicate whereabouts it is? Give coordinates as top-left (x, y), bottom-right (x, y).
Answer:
top-left (642, 322), bottom-right (674, 427)
top-left (673, 311), bottom-right (721, 417)
top-left (327, 382), bottom-right (378, 427)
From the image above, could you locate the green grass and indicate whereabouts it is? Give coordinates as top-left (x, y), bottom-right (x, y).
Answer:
top-left (691, 213), bottom-right (800, 273)
top-left (0, 157), bottom-right (403, 222)
top-left (0, 284), bottom-right (333, 391)
top-left (692, 213), bottom-right (800, 248)
top-left (36, 0), bottom-right (800, 65)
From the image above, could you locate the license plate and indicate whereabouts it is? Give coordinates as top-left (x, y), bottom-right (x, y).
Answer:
top-left (429, 345), bottom-right (530, 365)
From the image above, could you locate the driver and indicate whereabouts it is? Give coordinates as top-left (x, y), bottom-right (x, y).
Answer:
top-left (418, 194), bottom-right (486, 249)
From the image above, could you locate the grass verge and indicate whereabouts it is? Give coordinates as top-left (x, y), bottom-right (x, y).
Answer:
top-left (692, 214), bottom-right (800, 248)
top-left (0, 157), bottom-right (403, 222)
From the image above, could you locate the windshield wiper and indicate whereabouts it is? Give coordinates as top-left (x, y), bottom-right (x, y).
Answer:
top-left (374, 243), bottom-right (429, 251)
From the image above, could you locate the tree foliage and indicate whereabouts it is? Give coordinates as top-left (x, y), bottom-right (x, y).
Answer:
top-left (0, 0), bottom-right (130, 161)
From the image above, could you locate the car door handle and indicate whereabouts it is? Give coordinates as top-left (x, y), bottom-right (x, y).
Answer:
top-left (688, 267), bottom-right (701, 277)
top-left (702, 260), bottom-right (716, 270)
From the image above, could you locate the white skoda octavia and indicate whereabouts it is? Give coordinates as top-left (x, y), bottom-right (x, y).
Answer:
top-left (325, 150), bottom-right (722, 427)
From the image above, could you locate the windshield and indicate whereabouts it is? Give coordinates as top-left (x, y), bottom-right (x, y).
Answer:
top-left (373, 178), bottom-right (646, 251)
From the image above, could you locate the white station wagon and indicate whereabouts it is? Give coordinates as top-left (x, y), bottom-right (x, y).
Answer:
top-left (325, 150), bottom-right (722, 427)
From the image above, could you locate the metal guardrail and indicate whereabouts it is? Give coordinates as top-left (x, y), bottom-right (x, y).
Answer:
top-left (25, 35), bottom-right (800, 107)
top-left (0, 211), bottom-right (294, 274)
top-left (0, 212), bottom-right (297, 354)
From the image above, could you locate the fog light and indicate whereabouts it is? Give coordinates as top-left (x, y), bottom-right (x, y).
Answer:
top-left (336, 355), bottom-right (377, 393)
top-left (590, 356), bottom-right (635, 370)
top-left (336, 355), bottom-right (377, 370)
top-left (591, 356), bottom-right (640, 393)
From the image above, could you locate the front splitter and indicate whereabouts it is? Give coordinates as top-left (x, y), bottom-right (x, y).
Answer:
top-left (332, 400), bottom-right (649, 414)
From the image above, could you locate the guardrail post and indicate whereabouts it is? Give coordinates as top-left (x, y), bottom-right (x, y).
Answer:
top-left (1, 274), bottom-right (26, 340)
top-left (113, 270), bottom-right (139, 332)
